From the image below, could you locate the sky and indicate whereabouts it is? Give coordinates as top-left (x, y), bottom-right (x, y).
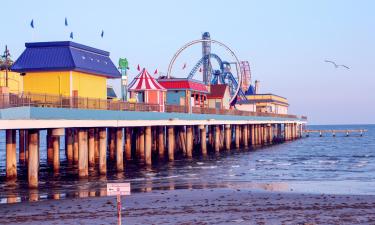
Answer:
top-left (1, 0), bottom-right (374, 125)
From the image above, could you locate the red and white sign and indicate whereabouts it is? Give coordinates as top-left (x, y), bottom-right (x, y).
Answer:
top-left (107, 183), bottom-right (131, 196)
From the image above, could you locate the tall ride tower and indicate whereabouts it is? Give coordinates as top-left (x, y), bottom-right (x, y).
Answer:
top-left (202, 32), bottom-right (211, 85)
top-left (118, 58), bottom-right (129, 101)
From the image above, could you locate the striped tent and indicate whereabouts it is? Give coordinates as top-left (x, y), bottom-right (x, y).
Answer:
top-left (128, 68), bottom-right (166, 112)
top-left (128, 68), bottom-right (165, 91)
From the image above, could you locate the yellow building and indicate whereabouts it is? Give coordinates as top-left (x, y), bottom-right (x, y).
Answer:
top-left (11, 41), bottom-right (121, 99)
top-left (0, 70), bottom-right (23, 94)
top-left (247, 94), bottom-right (289, 114)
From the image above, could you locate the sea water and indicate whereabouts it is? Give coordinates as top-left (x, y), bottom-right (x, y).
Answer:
top-left (0, 124), bottom-right (374, 203)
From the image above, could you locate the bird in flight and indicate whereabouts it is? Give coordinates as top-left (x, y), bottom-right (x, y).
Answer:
top-left (324, 60), bottom-right (350, 69)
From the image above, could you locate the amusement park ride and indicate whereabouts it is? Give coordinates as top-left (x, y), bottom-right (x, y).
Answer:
top-left (167, 32), bottom-right (251, 107)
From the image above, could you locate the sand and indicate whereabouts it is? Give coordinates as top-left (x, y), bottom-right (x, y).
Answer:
top-left (1, 188), bottom-right (375, 225)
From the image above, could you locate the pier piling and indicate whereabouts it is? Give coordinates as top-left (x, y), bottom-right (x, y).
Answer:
top-left (6, 129), bottom-right (17, 179)
top-left (28, 129), bottom-right (39, 188)
top-left (168, 126), bottom-right (175, 161)
top-left (78, 129), bottom-right (88, 178)
top-left (145, 126), bottom-right (152, 165)
top-left (116, 128), bottom-right (124, 171)
top-left (99, 128), bottom-right (107, 175)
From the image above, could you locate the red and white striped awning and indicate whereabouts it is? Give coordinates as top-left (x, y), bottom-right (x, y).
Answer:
top-left (128, 68), bottom-right (165, 91)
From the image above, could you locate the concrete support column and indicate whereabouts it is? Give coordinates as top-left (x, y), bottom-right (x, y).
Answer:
top-left (225, 124), bottom-right (231, 151)
top-left (168, 126), bottom-right (175, 161)
top-left (243, 125), bottom-right (248, 148)
top-left (214, 125), bottom-right (220, 153)
top-left (66, 128), bottom-right (73, 163)
top-left (208, 126), bottom-right (213, 148)
top-left (269, 125), bottom-right (273, 143)
top-left (19, 129), bottom-right (26, 164)
top-left (28, 129), bottom-right (39, 188)
top-left (99, 128), bottom-right (107, 175)
top-left (6, 129), bottom-right (17, 179)
top-left (78, 128), bottom-right (88, 178)
top-left (277, 124), bottom-right (282, 140)
top-left (47, 129), bottom-right (53, 165)
top-left (88, 128), bottom-right (95, 167)
top-left (235, 125), bottom-right (240, 149)
top-left (109, 128), bottom-right (116, 161)
top-left (145, 126), bottom-right (152, 165)
top-left (52, 133), bottom-right (60, 173)
top-left (116, 128), bottom-right (124, 171)
top-left (138, 127), bottom-right (145, 161)
top-left (94, 128), bottom-right (99, 161)
top-left (73, 129), bottom-right (79, 164)
top-left (125, 127), bottom-right (132, 160)
top-left (158, 126), bottom-right (165, 159)
top-left (199, 125), bottom-right (207, 156)
top-left (251, 125), bottom-right (255, 147)
top-left (186, 126), bottom-right (193, 158)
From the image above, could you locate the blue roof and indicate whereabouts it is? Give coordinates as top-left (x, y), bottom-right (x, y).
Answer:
top-left (11, 41), bottom-right (121, 78)
top-left (245, 84), bottom-right (255, 95)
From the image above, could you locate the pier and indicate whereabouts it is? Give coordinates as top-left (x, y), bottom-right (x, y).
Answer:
top-left (0, 93), bottom-right (306, 188)
top-left (304, 129), bottom-right (367, 137)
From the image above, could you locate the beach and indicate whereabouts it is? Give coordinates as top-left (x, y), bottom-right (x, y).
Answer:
top-left (1, 188), bottom-right (375, 224)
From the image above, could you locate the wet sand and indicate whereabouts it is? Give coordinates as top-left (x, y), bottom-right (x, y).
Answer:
top-left (1, 188), bottom-right (375, 225)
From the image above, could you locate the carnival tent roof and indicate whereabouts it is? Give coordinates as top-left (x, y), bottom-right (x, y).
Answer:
top-left (128, 68), bottom-right (165, 91)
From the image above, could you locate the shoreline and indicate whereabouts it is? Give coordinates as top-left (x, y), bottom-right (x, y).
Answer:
top-left (1, 188), bottom-right (375, 224)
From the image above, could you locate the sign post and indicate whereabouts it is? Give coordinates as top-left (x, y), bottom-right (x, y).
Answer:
top-left (107, 183), bottom-right (131, 225)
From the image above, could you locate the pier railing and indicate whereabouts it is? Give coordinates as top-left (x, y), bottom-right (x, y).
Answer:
top-left (0, 92), bottom-right (307, 120)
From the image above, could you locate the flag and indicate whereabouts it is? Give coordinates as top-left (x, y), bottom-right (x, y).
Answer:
top-left (65, 17), bottom-right (68, 26)
top-left (70, 32), bottom-right (74, 39)
top-left (154, 69), bottom-right (158, 75)
top-left (101, 30), bottom-right (104, 38)
top-left (30, 19), bottom-right (34, 28)
top-left (182, 63), bottom-right (186, 69)
top-left (137, 64), bottom-right (140, 71)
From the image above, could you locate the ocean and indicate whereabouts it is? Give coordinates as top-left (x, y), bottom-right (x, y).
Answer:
top-left (0, 124), bottom-right (374, 203)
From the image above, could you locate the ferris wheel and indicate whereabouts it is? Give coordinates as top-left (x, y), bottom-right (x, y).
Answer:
top-left (167, 34), bottom-right (248, 105)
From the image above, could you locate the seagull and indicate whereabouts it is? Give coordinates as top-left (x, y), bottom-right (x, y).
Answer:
top-left (324, 60), bottom-right (350, 69)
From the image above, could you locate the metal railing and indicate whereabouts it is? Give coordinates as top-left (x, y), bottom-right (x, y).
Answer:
top-left (0, 92), bottom-right (307, 120)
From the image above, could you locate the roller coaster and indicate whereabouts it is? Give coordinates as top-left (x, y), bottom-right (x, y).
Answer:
top-left (167, 32), bottom-right (249, 106)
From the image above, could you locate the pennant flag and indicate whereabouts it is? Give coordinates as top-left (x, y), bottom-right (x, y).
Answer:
top-left (101, 30), bottom-right (104, 38)
top-left (154, 69), bottom-right (158, 75)
top-left (70, 32), bottom-right (74, 39)
top-left (182, 63), bottom-right (187, 69)
top-left (65, 17), bottom-right (68, 26)
top-left (30, 19), bottom-right (34, 28)
top-left (137, 64), bottom-right (140, 71)
top-left (199, 67), bottom-right (202, 72)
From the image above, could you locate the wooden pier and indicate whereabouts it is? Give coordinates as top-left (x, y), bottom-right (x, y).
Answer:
top-left (0, 93), bottom-right (307, 189)
top-left (304, 129), bottom-right (367, 137)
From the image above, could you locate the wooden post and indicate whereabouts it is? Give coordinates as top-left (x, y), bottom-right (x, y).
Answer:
top-left (52, 133), bottom-right (60, 173)
top-left (235, 125), bottom-right (240, 149)
top-left (73, 128), bottom-right (79, 164)
top-left (6, 129), bottom-right (17, 179)
top-left (116, 128), bottom-right (124, 171)
top-left (186, 126), bottom-right (193, 158)
top-left (78, 128), bottom-right (88, 178)
top-left (88, 128), bottom-right (95, 167)
top-left (158, 126), bottom-right (165, 159)
top-left (199, 125), bottom-right (207, 156)
top-left (208, 125), bottom-right (212, 148)
top-left (225, 124), bottom-right (231, 150)
top-left (168, 126), bottom-right (174, 161)
top-left (145, 126), bottom-right (152, 165)
top-left (19, 129), bottom-right (26, 164)
top-left (28, 129), bottom-right (39, 188)
top-left (99, 128), bottom-right (107, 175)
top-left (125, 127), bottom-right (132, 160)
